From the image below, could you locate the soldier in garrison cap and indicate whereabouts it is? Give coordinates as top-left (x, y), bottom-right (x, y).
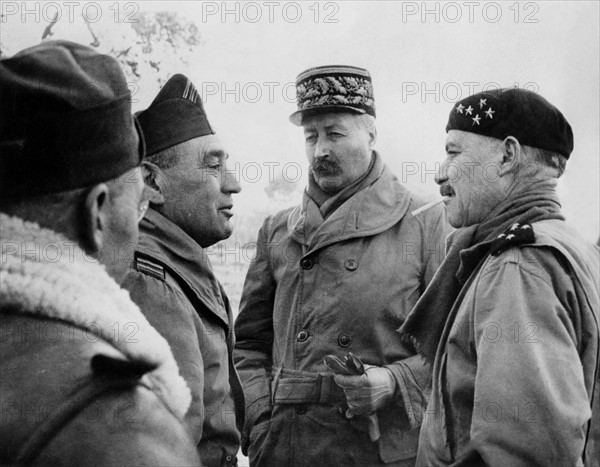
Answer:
top-left (234, 65), bottom-right (450, 466)
top-left (400, 87), bottom-right (600, 466)
top-left (0, 41), bottom-right (200, 466)
top-left (121, 74), bottom-right (244, 467)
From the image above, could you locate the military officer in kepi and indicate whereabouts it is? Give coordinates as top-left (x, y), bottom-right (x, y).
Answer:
top-left (234, 65), bottom-right (450, 466)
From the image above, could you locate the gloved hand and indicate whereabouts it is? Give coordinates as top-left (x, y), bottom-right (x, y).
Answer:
top-left (333, 364), bottom-right (396, 417)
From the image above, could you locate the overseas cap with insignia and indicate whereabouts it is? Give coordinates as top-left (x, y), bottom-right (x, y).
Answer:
top-left (136, 74), bottom-right (214, 157)
top-left (290, 65), bottom-right (376, 126)
top-left (0, 40), bottom-right (143, 199)
top-left (447, 88), bottom-right (574, 159)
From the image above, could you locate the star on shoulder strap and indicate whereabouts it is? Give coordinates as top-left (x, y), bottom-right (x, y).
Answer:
top-left (490, 222), bottom-right (536, 256)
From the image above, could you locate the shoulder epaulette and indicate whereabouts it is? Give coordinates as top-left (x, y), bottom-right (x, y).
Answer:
top-left (134, 255), bottom-right (166, 281)
top-left (490, 222), bottom-right (536, 256)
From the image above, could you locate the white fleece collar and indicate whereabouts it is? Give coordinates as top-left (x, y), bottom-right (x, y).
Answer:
top-left (0, 213), bottom-right (191, 418)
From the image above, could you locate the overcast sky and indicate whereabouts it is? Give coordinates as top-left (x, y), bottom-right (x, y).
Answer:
top-left (3, 1), bottom-right (599, 241)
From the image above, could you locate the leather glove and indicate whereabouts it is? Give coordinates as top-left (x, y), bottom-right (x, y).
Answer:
top-left (333, 364), bottom-right (396, 417)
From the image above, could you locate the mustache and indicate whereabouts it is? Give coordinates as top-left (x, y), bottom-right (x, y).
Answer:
top-left (311, 159), bottom-right (340, 176)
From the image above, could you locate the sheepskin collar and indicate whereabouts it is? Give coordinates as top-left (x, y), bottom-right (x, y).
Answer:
top-left (0, 212), bottom-right (191, 418)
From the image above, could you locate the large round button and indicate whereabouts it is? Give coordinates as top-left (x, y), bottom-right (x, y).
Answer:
top-left (300, 258), bottom-right (313, 270)
top-left (338, 334), bottom-right (352, 347)
top-left (344, 259), bottom-right (358, 271)
top-left (297, 329), bottom-right (309, 342)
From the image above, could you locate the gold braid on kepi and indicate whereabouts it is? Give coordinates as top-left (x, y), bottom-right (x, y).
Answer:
top-left (289, 65), bottom-right (376, 126)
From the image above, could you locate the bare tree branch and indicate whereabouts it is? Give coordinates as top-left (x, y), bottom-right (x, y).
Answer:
top-left (41, 12), bottom-right (59, 40)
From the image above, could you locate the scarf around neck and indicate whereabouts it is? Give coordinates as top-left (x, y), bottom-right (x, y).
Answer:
top-left (400, 179), bottom-right (565, 365)
top-left (301, 151), bottom-right (383, 243)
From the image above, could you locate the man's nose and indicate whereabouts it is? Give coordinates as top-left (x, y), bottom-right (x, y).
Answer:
top-left (435, 159), bottom-right (448, 185)
top-left (222, 169), bottom-right (241, 194)
top-left (314, 137), bottom-right (331, 159)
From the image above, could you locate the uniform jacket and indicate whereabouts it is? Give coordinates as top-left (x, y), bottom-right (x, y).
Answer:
top-left (234, 160), bottom-right (449, 466)
top-left (0, 213), bottom-right (200, 466)
top-left (417, 219), bottom-right (600, 466)
top-left (122, 208), bottom-right (245, 467)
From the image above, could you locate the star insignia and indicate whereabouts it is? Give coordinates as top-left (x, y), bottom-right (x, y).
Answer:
top-left (479, 98), bottom-right (487, 109)
top-left (465, 105), bottom-right (473, 115)
top-left (472, 114), bottom-right (481, 125)
top-left (456, 104), bottom-right (465, 114)
top-left (490, 222), bottom-right (535, 256)
top-left (485, 107), bottom-right (495, 119)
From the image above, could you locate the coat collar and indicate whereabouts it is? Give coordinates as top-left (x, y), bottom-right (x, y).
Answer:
top-left (0, 212), bottom-right (191, 418)
top-left (288, 156), bottom-right (412, 254)
top-left (136, 208), bottom-right (228, 325)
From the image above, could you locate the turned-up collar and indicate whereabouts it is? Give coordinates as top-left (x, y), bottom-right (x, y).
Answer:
top-left (136, 208), bottom-right (228, 325)
top-left (287, 153), bottom-right (412, 254)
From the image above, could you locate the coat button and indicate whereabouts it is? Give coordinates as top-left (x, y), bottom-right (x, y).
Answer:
top-left (297, 329), bottom-right (309, 342)
top-left (295, 405), bottom-right (306, 414)
top-left (338, 334), bottom-right (351, 347)
top-left (300, 258), bottom-right (313, 270)
top-left (344, 259), bottom-right (358, 271)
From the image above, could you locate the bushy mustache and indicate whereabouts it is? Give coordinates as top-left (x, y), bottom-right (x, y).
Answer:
top-left (311, 159), bottom-right (340, 176)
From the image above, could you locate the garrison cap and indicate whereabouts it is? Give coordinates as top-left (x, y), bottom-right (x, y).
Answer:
top-left (0, 40), bottom-right (143, 199)
top-left (446, 87), bottom-right (574, 159)
top-left (136, 74), bottom-right (214, 157)
top-left (290, 65), bottom-right (376, 126)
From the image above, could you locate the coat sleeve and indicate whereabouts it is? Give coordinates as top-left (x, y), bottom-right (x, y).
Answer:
top-left (468, 250), bottom-right (590, 466)
top-left (386, 204), bottom-right (449, 428)
top-left (121, 269), bottom-right (205, 446)
top-left (233, 219), bottom-right (276, 453)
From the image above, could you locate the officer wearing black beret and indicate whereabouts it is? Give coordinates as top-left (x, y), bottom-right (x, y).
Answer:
top-left (402, 87), bottom-right (600, 466)
top-left (0, 41), bottom-right (199, 465)
top-left (122, 74), bottom-right (244, 467)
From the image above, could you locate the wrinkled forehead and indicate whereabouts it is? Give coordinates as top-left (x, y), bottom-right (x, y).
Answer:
top-left (189, 134), bottom-right (229, 159)
top-left (302, 111), bottom-right (361, 131)
top-left (446, 129), bottom-right (499, 149)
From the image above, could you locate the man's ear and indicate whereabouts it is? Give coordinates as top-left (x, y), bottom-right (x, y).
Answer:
top-left (141, 161), bottom-right (166, 206)
top-left (82, 183), bottom-right (110, 255)
top-left (499, 136), bottom-right (522, 176)
top-left (368, 126), bottom-right (377, 149)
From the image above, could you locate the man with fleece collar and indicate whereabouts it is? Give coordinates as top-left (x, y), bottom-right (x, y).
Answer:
top-left (0, 41), bottom-right (200, 466)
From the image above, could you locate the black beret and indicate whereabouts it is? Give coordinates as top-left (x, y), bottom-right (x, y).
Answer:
top-left (0, 40), bottom-right (142, 199)
top-left (289, 65), bottom-right (376, 126)
top-left (446, 87), bottom-right (573, 159)
top-left (136, 74), bottom-right (214, 157)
